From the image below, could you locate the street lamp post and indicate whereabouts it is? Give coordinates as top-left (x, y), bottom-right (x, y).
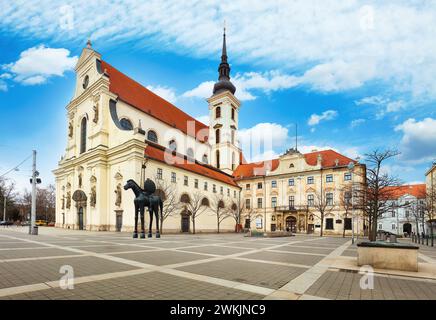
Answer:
top-left (348, 162), bottom-right (355, 244)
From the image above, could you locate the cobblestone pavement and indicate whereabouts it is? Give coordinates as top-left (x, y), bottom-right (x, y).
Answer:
top-left (0, 227), bottom-right (436, 300)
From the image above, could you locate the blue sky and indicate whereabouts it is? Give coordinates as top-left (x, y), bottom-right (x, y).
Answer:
top-left (0, 1), bottom-right (435, 192)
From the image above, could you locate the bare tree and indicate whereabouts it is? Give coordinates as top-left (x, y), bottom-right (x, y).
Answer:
top-left (311, 190), bottom-right (334, 237)
top-left (228, 201), bottom-right (241, 232)
top-left (423, 180), bottom-right (436, 246)
top-left (241, 200), bottom-right (255, 231)
top-left (361, 149), bottom-right (402, 241)
top-left (0, 178), bottom-right (17, 221)
top-left (154, 177), bottom-right (180, 234)
top-left (339, 186), bottom-right (353, 238)
top-left (211, 195), bottom-right (231, 233)
top-left (185, 191), bottom-right (208, 234)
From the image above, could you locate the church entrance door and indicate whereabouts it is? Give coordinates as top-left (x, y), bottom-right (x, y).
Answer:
top-left (286, 216), bottom-right (297, 233)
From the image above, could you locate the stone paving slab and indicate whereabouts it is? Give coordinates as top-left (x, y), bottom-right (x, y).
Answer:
top-left (278, 245), bottom-right (334, 255)
top-left (111, 250), bottom-right (212, 266)
top-left (177, 258), bottom-right (307, 289)
top-left (305, 270), bottom-right (436, 300)
top-left (0, 242), bottom-right (50, 249)
top-left (0, 256), bottom-right (138, 289)
top-left (73, 245), bottom-right (155, 253)
top-left (177, 245), bottom-right (249, 256)
top-left (0, 248), bottom-right (81, 260)
top-left (241, 251), bottom-right (324, 266)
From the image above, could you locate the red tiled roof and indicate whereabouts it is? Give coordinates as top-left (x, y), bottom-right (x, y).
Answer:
top-left (233, 159), bottom-right (280, 179)
top-left (144, 144), bottom-right (238, 187)
top-left (101, 61), bottom-right (209, 142)
top-left (233, 149), bottom-right (356, 179)
top-left (384, 184), bottom-right (426, 199)
top-left (304, 149), bottom-right (355, 167)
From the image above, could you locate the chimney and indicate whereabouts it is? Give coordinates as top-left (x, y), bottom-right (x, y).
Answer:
top-left (317, 154), bottom-right (323, 166)
top-left (334, 159), bottom-right (339, 166)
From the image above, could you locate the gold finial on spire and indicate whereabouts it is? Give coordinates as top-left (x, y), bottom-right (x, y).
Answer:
top-left (86, 39), bottom-right (92, 48)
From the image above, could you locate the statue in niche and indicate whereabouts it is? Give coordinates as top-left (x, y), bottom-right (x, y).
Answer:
top-left (93, 104), bottom-right (99, 123)
top-left (66, 191), bottom-right (71, 209)
top-left (68, 122), bottom-right (73, 138)
top-left (78, 173), bottom-right (83, 189)
top-left (115, 184), bottom-right (122, 207)
top-left (61, 196), bottom-right (65, 209)
top-left (90, 186), bottom-right (97, 207)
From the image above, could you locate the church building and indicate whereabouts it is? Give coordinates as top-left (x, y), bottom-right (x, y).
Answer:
top-left (53, 32), bottom-right (366, 235)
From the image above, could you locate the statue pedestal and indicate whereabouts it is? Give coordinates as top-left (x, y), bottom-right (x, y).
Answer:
top-left (357, 241), bottom-right (419, 272)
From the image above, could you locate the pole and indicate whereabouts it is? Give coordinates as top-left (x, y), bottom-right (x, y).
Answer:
top-left (29, 150), bottom-right (37, 235)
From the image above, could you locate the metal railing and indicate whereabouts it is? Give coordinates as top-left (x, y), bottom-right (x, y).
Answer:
top-left (274, 205), bottom-right (309, 212)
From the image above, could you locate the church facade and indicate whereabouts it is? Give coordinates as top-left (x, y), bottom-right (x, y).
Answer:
top-left (53, 34), bottom-right (366, 235)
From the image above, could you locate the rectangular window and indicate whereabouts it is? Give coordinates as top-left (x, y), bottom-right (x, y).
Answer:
top-left (307, 194), bottom-right (314, 207)
top-left (234, 190), bottom-right (237, 198)
top-left (378, 223), bottom-right (383, 230)
top-left (344, 172), bottom-right (352, 181)
top-left (244, 218), bottom-right (250, 229)
top-left (171, 172), bottom-right (176, 183)
top-left (184, 176), bottom-right (188, 186)
top-left (213, 184), bottom-right (217, 193)
top-left (246, 184), bottom-right (251, 190)
top-left (157, 168), bottom-right (163, 180)
top-left (194, 179), bottom-right (198, 189)
top-left (257, 182), bottom-right (263, 189)
top-left (392, 211), bottom-right (395, 218)
top-left (307, 176), bottom-right (314, 184)
top-left (326, 174), bottom-right (333, 183)
top-left (289, 196), bottom-right (295, 208)
top-left (271, 180), bottom-right (277, 188)
top-left (325, 218), bottom-right (334, 230)
top-left (326, 193), bottom-right (334, 206)
top-left (220, 186), bottom-right (223, 195)
top-left (344, 218), bottom-right (352, 230)
top-left (227, 188), bottom-right (230, 197)
top-left (344, 192), bottom-right (352, 205)
top-left (245, 199), bottom-right (251, 209)
top-left (392, 224), bottom-right (396, 230)
top-left (288, 178), bottom-right (294, 186)
top-left (271, 197), bottom-right (277, 208)
top-left (204, 182), bottom-right (208, 191)
top-left (257, 198), bottom-right (263, 209)
top-left (405, 210), bottom-right (409, 218)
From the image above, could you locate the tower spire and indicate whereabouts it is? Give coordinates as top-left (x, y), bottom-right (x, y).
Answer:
top-left (213, 24), bottom-right (236, 95)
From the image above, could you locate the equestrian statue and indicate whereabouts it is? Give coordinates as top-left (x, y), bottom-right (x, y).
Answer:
top-left (123, 178), bottom-right (163, 239)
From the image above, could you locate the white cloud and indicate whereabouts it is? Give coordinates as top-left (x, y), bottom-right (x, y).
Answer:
top-left (355, 95), bottom-right (407, 118)
top-left (3, 45), bottom-right (77, 86)
top-left (195, 115), bottom-right (209, 125)
top-left (3, 2), bottom-right (436, 102)
top-left (395, 118), bottom-right (436, 163)
top-left (350, 118), bottom-right (365, 128)
top-left (146, 85), bottom-right (177, 104)
top-left (308, 110), bottom-right (338, 126)
top-left (182, 81), bottom-right (214, 100)
top-left (183, 71), bottom-right (299, 101)
top-left (238, 123), bottom-right (289, 162)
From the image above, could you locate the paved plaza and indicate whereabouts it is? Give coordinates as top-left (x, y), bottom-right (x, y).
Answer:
top-left (1, 227), bottom-right (436, 300)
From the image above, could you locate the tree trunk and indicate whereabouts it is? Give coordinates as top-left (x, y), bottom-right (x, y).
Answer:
top-left (431, 223), bottom-right (434, 247)
top-left (192, 218), bottom-right (196, 234)
top-left (369, 213), bottom-right (378, 241)
top-left (320, 212), bottom-right (324, 237)
top-left (217, 217), bottom-right (220, 234)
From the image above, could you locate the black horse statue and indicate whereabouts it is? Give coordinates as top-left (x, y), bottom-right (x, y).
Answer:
top-left (123, 179), bottom-right (163, 239)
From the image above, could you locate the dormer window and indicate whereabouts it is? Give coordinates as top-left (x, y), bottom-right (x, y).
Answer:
top-left (82, 75), bottom-right (89, 89)
top-left (169, 139), bottom-right (177, 152)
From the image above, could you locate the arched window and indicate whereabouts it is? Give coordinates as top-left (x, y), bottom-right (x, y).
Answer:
top-left (201, 197), bottom-right (210, 207)
top-left (80, 117), bottom-right (87, 154)
top-left (147, 130), bottom-right (158, 143)
top-left (180, 194), bottom-right (191, 204)
top-left (215, 106), bottom-right (221, 119)
top-left (187, 148), bottom-right (194, 160)
top-left (231, 203), bottom-right (238, 211)
top-left (215, 129), bottom-right (220, 144)
top-left (218, 200), bottom-right (225, 209)
top-left (169, 139), bottom-right (177, 152)
top-left (216, 150), bottom-right (220, 169)
top-left (120, 118), bottom-right (133, 130)
top-left (202, 154), bottom-right (209, 164)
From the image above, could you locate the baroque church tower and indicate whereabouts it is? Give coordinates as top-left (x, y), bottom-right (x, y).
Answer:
top-left (208, 28), bottom-right (241, 175)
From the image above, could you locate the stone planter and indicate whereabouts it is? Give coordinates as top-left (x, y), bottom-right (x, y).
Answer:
top-left (357, 241), bottom-right (419, 272)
